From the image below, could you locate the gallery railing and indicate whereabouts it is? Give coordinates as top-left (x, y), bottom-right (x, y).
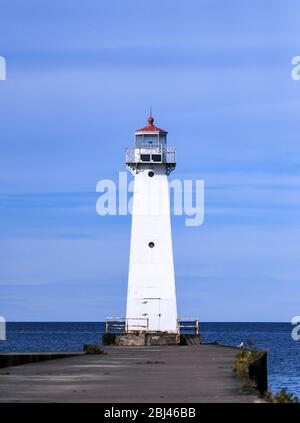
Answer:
top-left (125, 147), bottom-right (176, 165)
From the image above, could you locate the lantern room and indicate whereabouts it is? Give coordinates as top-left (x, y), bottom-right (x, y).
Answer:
top-left (126, 116), bottom-right (176, 174)
top-left (134, 116), bottom-right (167, 148)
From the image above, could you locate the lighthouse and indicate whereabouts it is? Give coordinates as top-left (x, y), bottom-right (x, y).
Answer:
top-left (125, 116), bottom-right (177, 333)
top-left (103, 116), bottom-right (200, 345)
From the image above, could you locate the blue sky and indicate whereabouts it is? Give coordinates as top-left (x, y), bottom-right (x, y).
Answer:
top-left (1, 0), bottom-right (300, 321)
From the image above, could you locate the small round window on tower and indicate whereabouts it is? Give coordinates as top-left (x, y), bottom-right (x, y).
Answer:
top-left (148, 242), bottom-right (155, 248)
top-left (148, 171), bottom-right (154, 177)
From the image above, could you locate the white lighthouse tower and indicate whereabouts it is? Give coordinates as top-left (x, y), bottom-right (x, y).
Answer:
top-left (125, 116), bottom-right (177, 333)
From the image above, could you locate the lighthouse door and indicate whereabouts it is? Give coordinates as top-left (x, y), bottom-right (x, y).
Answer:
top-left (142, 298), bottom-right (161, 332)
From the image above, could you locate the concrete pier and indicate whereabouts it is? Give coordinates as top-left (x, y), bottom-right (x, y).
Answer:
top-left (0, 345), bottom-right (262, 403)
top-left (0, 352), bottom-right (83, 368)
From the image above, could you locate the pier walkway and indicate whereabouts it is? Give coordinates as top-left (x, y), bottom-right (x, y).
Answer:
top-left (0, 345), bottom-right (260, 403)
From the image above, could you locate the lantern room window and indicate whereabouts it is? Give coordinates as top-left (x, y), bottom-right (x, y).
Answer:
top-left (135, 135), bottom-right (143, 147)
top-left (159, 134), bottom-right (166, 144)
top-left (135, 133), bottom-right (166, 148)
top-left (144, 134), bottom-right (159, 144)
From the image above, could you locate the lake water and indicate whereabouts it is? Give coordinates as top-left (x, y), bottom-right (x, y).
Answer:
top-left (0, 322), bottom-right (299, 398)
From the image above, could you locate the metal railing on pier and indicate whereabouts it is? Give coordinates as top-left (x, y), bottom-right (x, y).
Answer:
top-left (177, 318), bottom-right (199, 335)
top-left (105, 317), bottom-right (199, 335)
top-left (105, 317), bottom-right (149, 334)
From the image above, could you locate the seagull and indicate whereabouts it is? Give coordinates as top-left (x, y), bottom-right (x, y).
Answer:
top-left (237, 342), bottom-right (244, 348)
